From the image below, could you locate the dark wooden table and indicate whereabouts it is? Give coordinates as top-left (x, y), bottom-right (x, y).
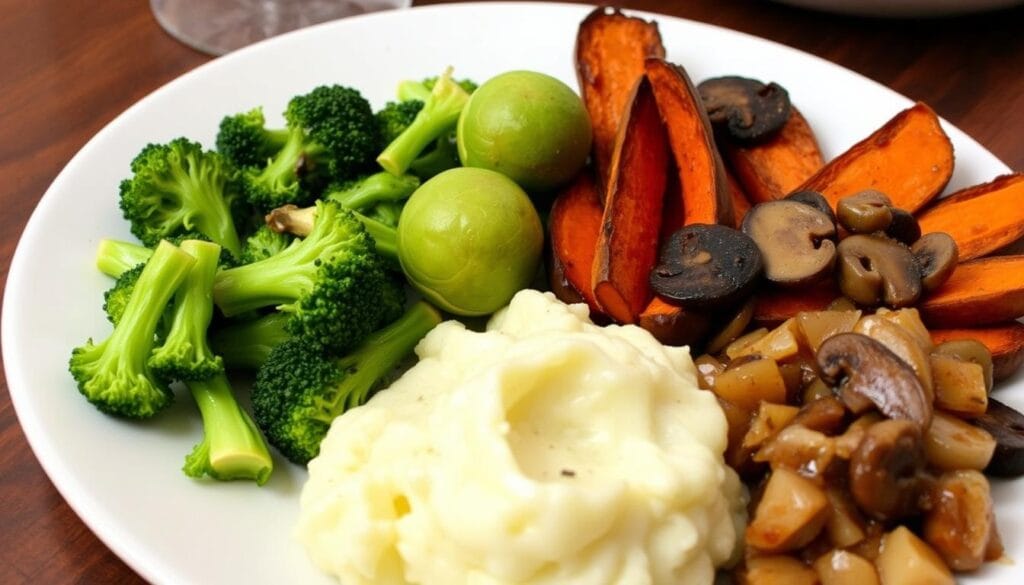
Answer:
top-left (1, 0), bottom-right (1022, 581)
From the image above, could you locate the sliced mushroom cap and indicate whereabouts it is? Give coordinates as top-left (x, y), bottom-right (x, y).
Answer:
top-left (886, 209), bottom-right (922, 245)
top-left (742, 200), bottom-right (837, 286)
top-left (972, 398), bottom-right (1024, 478)
top-left (912, 232), bottom-right (959, 292)
top-left (649, 224), bottom-right (764, 310)
top-left (817, 332), bottom-right (933, 428)
top-left (697, 76), bottom-right (791, 144)
top-left (785, 189), bottom-right (837, 226)
top-left (849, 419), bottom-right (926, 521)
top-left (836, 190), bottom-right (894, 234)
top-left (266, 204), bottom-right (315, 236)
top-left (837, 234), bottom-right (923, 308)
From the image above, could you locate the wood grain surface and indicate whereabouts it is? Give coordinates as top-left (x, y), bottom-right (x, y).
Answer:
top-left (1, 0), bottom-right (1021, 582)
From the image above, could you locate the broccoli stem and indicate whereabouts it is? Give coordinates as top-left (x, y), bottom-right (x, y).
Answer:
top-left (183, 372), bottom-right (274, 485)
top-left (396, 80), bottom-right (431, 103)
top-left (266, 204), bottom-right (396, 266)
top-left (95, 238), bottom-right (154, 278)
top-left (209, 312), bottom-right (292, 370)
top-left (377, 70), bottom-right (470, 176)
top-left (352, 212), bottom-right (397, 265)
top-left (148, 240), bottom-right (225, 381)
top-left (326, 171), bottom-right (420, 211)
top-left (326, 300), bottom-right (442, 418)
top-left (69, 240), bottom-right (196, 418)
top-left (254, 127), bottom-right (307, 194)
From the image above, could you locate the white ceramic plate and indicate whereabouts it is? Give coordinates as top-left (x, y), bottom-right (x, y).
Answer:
top-left (771, 0), bottom-right (1024, 17)
top-left (3, 3), bottom-right (1021, 583)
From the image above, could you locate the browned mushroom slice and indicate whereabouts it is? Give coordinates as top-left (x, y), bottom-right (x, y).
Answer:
top-left (923, 470), bottom-right (998, 572)
top-left (817, 333), bottom-right (932, 427)
top-left (848, 419), bottom-right (926, 521)
top-left (742, 200), bottom-right (837, 286)
top-left (836, 190), bottom-right (894, 234)
top-left (649, 224), bottom-right (763, 310)
top-left (836, 234), bottom-right (923, 308)
top-left (911, 232), bottom-right (959, 293)
top-left (972, 398), bottom-right (1024, 477)
top-left (785, 189), bottom-right (837, 225)
top-left (886, 209), bottom-right (922, 245)
top-left (697, 76), bottom-right (791, 144)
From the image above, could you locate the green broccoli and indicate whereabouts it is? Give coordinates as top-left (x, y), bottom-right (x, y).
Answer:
top-left (148, 240), bottom-right (225, 382)
top-left (209, 312), bottom-right (292, 371)
top-left (95, 238), bottom-right (153, 278)
top-left (182, 371), bottom-right (274, 484)
top-left (251, 301), bottom-right (441, 464)
top-left (376, 100), bottom-right (424, 145)
top-left (265, 203), bottom-right (398, 266)
top-left (102, 263), bottom-right (145, 325)
top-left (118, 138), bottom-right (244, 259)
top-left (70, 240), bottom-right (195, 418)
top-left (240, 224), bottom-right (293, 264)
top-left (378, 69), bottom-right (471, 176)
top-left (364, 200), bottom-right (403, 227)
top-left (212, 200), bottom-right (400, 352)
top-left (397, 76), bottom-right (478, 103)
top-left (324, 171), bottom-right (419, 212)
top-left (240, 85), bottom-right (380, 211)
top-left (215, 107), bottom-right (292, 169)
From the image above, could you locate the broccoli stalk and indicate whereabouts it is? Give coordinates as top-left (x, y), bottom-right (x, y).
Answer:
top-left (252, 301), bottom-right (442, 464)
top-left (95, 238), bottom-right (153, 278)
top-left (209, 312), bottom-right (292, 370)
top-left (69, 240), bottom-right (195, 418)
top-left (182, 372), bottom-right (274, 484)
top-left (118, 138), bottom-right (244, 258)
top-left (377, 68), bottom-right (471, 176)
top-left (212, 200), bottom-right (400, 352)
top-left (148, 240), bottom-right (225, 382)
top-left (324, 171), bottom-right (420, 212)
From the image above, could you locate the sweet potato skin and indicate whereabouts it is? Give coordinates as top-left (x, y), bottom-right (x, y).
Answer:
top-left (727, 169), bottom-right (753, 229)
top-left (575, 7), bottom-right (665, 186)
top-left (725, 107), bottom-right (824, 204)
top-left (592, 76), bottom-right (669, 324)
top-left (930, 323), bottom-right (1024, 382)
top-left (917, 173), bottom-right (1024, 262)
top-left (798, 102), bottom-right (954, 213)
top-left (753, 284), bottom-right (836, 328)
top-left (920, 256), bottom-right (1024, 327)
top-left (548, 171), bottom-right (604, 315)
top-left (645, 58), bottom-right (733, 228)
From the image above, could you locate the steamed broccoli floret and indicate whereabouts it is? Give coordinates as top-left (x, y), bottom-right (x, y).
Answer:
top-left (212, 201), bottom-right (399, 352)
top-left (148, 240), bottom-right (225, 382)
top-left (251, 301), bottom-right (441, 464)
top-left (266, 203), bottom-right (399, 267)
top-left (95, 238), bottom-right (153, 278)
top-left (365, 200), bottom-right (403, 227)
top-left (118, 138), bottom-right (244, 258)
top-left (240, 225), bottom-right (293, 264)
top-left (209, 312), bottom-right (292, 371)
top-left (378, 69), bottom-right (471, 176)
top-left (215, 107), bottom-right (292, 169)
top-left (407, 132), bottom-right (461, 179)
top-left (376, 100), bottom-right (424, 145)
top-left (102, 264), bottom-right (145, 325)
top-left (70, 241), bottom-right (195, 418)
top-left (182, 372), bottom-right (274, 484)
top-left (240, 85), bottom-right (380, 211)
top-left (324, 171), bottom-right (419, 212)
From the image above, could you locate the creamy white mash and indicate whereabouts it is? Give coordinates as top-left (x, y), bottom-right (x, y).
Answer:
top-left (297, 290), bottom-right (745, 585)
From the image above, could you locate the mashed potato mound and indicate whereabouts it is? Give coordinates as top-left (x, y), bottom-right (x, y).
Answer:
top-left (297, 290), bottom-right (746, 585)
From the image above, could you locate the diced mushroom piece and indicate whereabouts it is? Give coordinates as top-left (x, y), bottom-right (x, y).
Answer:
top-left (923, 470), bottom-right (998, 572)
top-left (923, 410), bottom-right (996, 472)
top-left (742, 200), bottom-right (838, 286)
top-left (718, 396), bottom-right (761, 476)
top-left (791, 396), bottom-right (848, 435)
top-left (875, 526), bottom-right (955, 585)
top-left (694, 354), bottom-right (726, 390)
top-left (737, 555), bottom-right (820, 585)
top-left (834, 412), bottom-right (883, 459)
top-left (746, 468), bottom-right (830, 553)
top-left (825, 488), bottom-right (867, 549)
top-left (813, 549), bottom-right (879, 585)
top-left (713, 355), bottom-right (788, 411)
top-left (886, 208), bottom-right (922, 245)
top-left (724, 328), bottom-right (769, 360)
top-left (853, 314), bottom-right (934, 401)
top-left (971, 398), bottom-right (1024, 477)
top-left (848, 419), bottom-right (926, 521)
top-left (929, 354), bottom-right (988, 417)
top-left (817, 333), bottom-right (932, 427)
top-left (796, 309), bottom-right (862, 354)
top-left (697, 76), bottom-right (791, 144)
top-left (755, 424), bottom-right (836, 480)
top-left (911, 232), bottom-right (959, 293)
top-left (649, 224), bottom-right (764, 311)
top-left (836, 190), bottom-right (893, 234)
top-left (932, 339), bottom-right (993, 393)
top-left (743, 402), bottom-right (801, 450)
top-left (836, 234), bottom-right (923, 308)
top-left (732, 317), bottom-right (802, 362)
top-left (786, 189), bottom-right (837, 225)
top-left (705, 298), bottom-right (756, 354)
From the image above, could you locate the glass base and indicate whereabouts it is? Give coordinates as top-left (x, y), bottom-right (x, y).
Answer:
top-left (150, 0), bottom-right (409, 56)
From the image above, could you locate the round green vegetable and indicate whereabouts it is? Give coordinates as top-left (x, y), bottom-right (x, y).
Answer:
top-left (457, 70), bottom-right (592, 193)
top-left (398, 167), bottom-right (543, 316)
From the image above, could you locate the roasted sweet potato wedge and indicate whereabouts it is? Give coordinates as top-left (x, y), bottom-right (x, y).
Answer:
top-left (724, 107), bottom-right (824, 204)
top-left (798, 102), bottom-right (954, 213)
top-left (592, 76), bottom-right (670, 324)
top-left (575, 7), bottom-right (665, 187)
top-left (752, 284), bottom-right (837, 327)
top-left (645, 58), bottom-right (733, 228)
top-left (917, 174), bottom-right (1024, 262)
top-left (727, 169), bottom-right (753, 229)
top-left (931, 322), bottom-right (1024, 382)
top-left (548, 171), bottom-right (604, 315)
top-left (920, 256), bottom-right (1024, 327)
